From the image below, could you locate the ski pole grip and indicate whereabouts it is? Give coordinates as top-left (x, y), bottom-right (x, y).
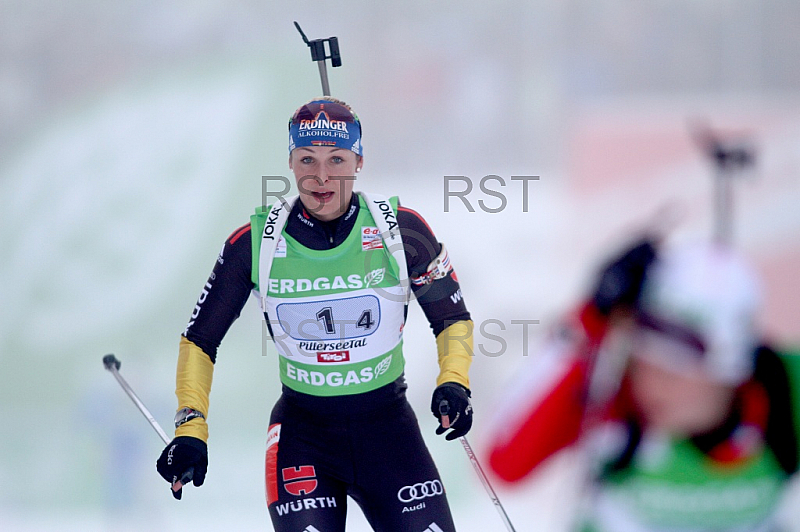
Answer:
top-left (171, 467), bottom-right (195, 500)
top-left (103, 353), bottom-right (121, 371)
top-left (181, 467), bottom-right (194, 486)
top-left (439, 399), bottom-right (451, 427)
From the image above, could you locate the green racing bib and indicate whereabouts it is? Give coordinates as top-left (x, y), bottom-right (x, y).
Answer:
top-left (250, 193), bottom-right (408, 397)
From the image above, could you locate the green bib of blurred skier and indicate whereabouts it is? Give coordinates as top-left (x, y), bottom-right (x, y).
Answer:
top-left (583, 435), bottom-right (785, 531)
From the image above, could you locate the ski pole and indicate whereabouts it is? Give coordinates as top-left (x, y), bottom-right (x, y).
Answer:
top-left (459, 435), bottom-right (517, 532)
top-left (102, 354), bottom-right (193, 494)
top-left (294, 21), bottom-right (342, 96)
top-left (439, 402), bottom-right (517, 531)
top-left (691, 123), bottom-right (755, 245)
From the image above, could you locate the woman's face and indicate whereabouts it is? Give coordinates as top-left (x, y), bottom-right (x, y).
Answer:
top-left (289, 146), bottom-right (362, 221)
top-left (628, 355), bottom-right (736, 436)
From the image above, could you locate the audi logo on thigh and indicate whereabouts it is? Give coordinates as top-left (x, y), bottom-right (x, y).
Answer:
top-left (397, 480), bottom-right (444, 503)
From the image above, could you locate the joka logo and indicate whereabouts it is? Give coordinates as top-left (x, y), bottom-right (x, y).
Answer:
top-left (262, 207), bottom-right (281, 241)
top-left (282, 465), bottom-right (317, 496)
top-left (364, 268), bottom-right (385, 288)
top-left (317, 350), bottom-right (350, 363)
top-left (374, 200), bottom-right (398, 233)
top-left (397, 480), bottom-right (444, 503)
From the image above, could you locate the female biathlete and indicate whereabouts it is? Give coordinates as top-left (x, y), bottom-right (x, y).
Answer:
top-left (157, 97), bottom-right (474, 532)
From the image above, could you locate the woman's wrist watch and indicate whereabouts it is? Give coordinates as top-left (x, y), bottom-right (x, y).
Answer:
top-left (174, 407), bottom-right (206, 428)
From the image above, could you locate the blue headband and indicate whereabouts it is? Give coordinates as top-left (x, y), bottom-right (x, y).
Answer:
top-left (288, 99), bottom-right (363, 156)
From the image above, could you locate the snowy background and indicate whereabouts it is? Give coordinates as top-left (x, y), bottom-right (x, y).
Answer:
top-left (2, 1), bottom-right (800, 530)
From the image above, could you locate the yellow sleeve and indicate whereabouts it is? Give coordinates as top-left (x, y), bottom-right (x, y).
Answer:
top-left (435, 320), bottom-right (473, 388)
top-left (174, 336), bottom-right (214, 442)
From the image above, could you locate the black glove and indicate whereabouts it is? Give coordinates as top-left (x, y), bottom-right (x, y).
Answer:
top-left (156, 436), bottom-right (208, 500)
top-left (592, 238), bottom-right (658, 315)
top-left (431, 382), bottom-right (473, 441)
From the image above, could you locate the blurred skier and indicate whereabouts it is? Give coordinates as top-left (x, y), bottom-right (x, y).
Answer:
top-left (487, 238), bottom-right (800, 531)
top-left (156, 96), bottom-right (474, 531)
